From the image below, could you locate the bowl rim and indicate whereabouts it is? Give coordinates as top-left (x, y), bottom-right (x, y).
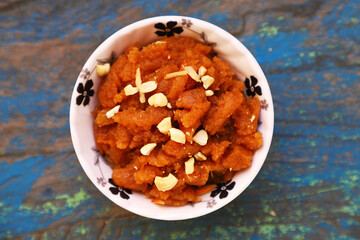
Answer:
top-left (70, 15), bottom-right (274, 220)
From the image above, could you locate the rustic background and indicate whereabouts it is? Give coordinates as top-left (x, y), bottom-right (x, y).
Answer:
top-left (1, 0), bottom-right (359, 239)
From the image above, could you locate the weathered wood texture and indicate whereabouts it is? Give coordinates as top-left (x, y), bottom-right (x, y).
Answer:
top-left (1, 0), bottom-right (359, 239)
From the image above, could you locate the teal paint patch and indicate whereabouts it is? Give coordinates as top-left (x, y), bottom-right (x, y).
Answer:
top-left (258, 224), bottom-right (276, 237)
top-left (74, 225), bottom-right (90, 235)
top-left (308, 51), bottom-right (316, 58)
top-left (55, 188), bottom-right (91, 208)
top-left (308, 164), bottom-right (316, 169)
top-left (310, 140), bottom-right (316, 147)
top-left (258, 22), bottom-right (279, 38)
top-left (350, 17), bottom-right (359, 24)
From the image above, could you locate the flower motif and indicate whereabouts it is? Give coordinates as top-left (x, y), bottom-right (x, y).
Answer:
top-left (182, 18), bottom-right (193, 28)
top-left (97, 177), bottom-right (107, 187)
top-left (245, 76), bottom-right (262, 97)
top-left (155, 21), bottom-right (183, 37)
top-left (108, 178), bottom-right (132, 200)
top-left (206, 199), bottom-right (217, 208)
top-left (80, 68), bottom-right (90, 79)
top-left (260, 99), bottom-right (268, 110)
top-left (76, 79), bottom-right (94, 106)
top-left (210, 180), bottom-right (235, 199)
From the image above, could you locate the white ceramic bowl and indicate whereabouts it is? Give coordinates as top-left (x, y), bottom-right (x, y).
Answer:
top-left (70, 16), bottom-right (274, 220)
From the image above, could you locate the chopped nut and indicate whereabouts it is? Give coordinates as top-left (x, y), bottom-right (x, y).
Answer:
top-left (198, 66), bottom-right (207, 77)
top-left (134, 166), bottom-right (138, 170)
top-left (140, 143), bottom-right (157, 156)
top-left (96, 63), bottom-right (110, 77)
top-left (124, 84), bottom-right (139, 96)
top-left (201, 75), bottom-right (214, 89)
top-left (194, 152), bottom-right (207, 161)
top-left (148, 93), bottom-right (168, 107)
top-left (135, 68), bottom-right (146, 103)
top-left (183, 66), bottom-right (201, 82)
top-left (193, 129), bottom-right (208, 146)
top-left (168, 55), bottom-right (171, 59)
top-left (205, 90), bottom-right (214, 96)
top-left (154, 173), bottom-right (178, 192)
top-left (154, 41), bottom-right (166, 45)
top-left (167, 102), bottom-right (172, 109)
top-left (185, 157), bottom-right (195, 175)
top-left (139, 93), bottom-right (146, 103)
top-left (135, 69), bottom-right (141, 88)
top-left (157, 117), bottom-right (172, 134)
top-left (250, 115), bottom-right (256, 122)
top-left (164, 70), bottom-right (188, 79)
top-left (169, 128), bottom-right (186, 144)
top-left (105, 105), bottom-right (120, 118)
top-left (140, 81), bottom-right (157, 93)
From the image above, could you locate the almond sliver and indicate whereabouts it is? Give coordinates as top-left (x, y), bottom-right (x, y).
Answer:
top-left (135, 68), bottom-right (142, 88)
top-left (205, 90), bottom-right (214, 96)
top-left (198, 66), bottom-right (207, 77)
top-left (193, 129), bottom-right (208, 146)
top-left (183, 66), bottom-right (201, 82)
top-left (140, 143), bottom-right (157, 156)
top-left (194, 152), bottom-right (207, 161)
top-left (164, 70), bottom-right (188, 79)
top-left (105, 105), bottom-right (120, 118)
top-left (148, 93), bottom-right (168, 107)
top-left (135, 68), bottom-right (146, 103)
top-left (157, 117), bottom-right (172, 134)
top-left (154, 41), bottom-right (167, 45)
top-left (140, 81), bottom-right (157, 93)
top-left (185, 157), bottom-right (195, 175)
top-left (169, 128), bottom-right (186, 144)
top-left (250, 115), bottom-right (256, 122)
top-left (96, 63), bottom-right (110, 77)
top-left (201, 75), bottom-right (214, 89)
top-left (124, 84), bottom-right (139, 96)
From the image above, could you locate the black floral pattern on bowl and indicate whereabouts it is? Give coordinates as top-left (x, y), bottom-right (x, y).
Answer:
top-left (211, 181), bottom-right (236, 199)
top-left (76, 79), bottom-right (94, 106)
top-left (97, 51), bottom-right (118, 66)
top-left (155, 21), bottom-right (184, 37)
top-left (245, 76), bottom-right (262, 97)
top-left (109, 178), bottom-right (132, 200)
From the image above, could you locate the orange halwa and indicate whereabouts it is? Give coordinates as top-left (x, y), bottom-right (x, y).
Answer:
top-left (93, 37), bottom-right (262, 206)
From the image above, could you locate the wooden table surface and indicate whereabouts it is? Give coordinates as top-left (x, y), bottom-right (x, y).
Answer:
top-left (1, 0), bottom-right (359, 239)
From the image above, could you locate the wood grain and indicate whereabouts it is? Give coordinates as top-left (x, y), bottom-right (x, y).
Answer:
top-left (1, 0), bottom-right (359, 239)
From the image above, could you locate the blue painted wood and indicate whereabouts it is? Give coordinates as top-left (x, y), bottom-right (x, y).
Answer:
top-left (1, 0), bottom-right (359, 239)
